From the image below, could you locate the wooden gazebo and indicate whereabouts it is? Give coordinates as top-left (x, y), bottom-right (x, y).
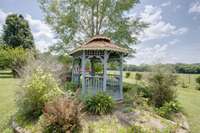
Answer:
top-left (70, 36), bottom-right (128, 100)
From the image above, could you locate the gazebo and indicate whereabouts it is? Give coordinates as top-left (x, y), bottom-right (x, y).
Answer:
top-left (70, 36), bottom-right (128, 100)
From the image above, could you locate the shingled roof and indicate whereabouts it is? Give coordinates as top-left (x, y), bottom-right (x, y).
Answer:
top-left (70, 36), bottom-right (129, 55)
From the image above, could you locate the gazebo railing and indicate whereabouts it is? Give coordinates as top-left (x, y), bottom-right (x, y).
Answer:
top-left (85, 75), bottom-right (103, 94)
top-left (83, 74), bottom-right (121, 99)
top-left (107, 75), bottom-right (121, 99)
top-left (72, 73), bottom-right (80, 85)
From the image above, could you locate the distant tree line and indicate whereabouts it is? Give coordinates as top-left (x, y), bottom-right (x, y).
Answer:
top-left (124, 63), bottom-right (200, 74)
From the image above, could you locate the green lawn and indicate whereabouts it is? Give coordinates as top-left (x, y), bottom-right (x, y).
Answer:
top-left (124, 72), bottom-right (200, 133)
top-left (0, 71), bottom-right (20, 132)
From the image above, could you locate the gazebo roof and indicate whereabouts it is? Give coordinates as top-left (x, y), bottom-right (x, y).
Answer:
top-left (70, 36), bottom-right (129, 55)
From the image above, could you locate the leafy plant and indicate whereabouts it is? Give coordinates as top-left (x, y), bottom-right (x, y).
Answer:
top-left (156, 101), bottom-right (181, 119)
top-left (84, 92), bottom-right (115, 115)
top-left (42, 96), bottom-right (82, 133)
top-left (16, 68), bottom-right (63, 121)
top-left (125, 72), bottom-right (131, 78)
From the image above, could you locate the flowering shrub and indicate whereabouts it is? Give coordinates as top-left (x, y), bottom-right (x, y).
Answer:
top-left (84, 92), bottom-right (115, 115)
top-left (16, 68), bottom-right (63, 120)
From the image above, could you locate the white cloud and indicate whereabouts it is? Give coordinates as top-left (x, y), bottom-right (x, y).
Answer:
top-left (0, 9), bottom-right (56, 52)
top-left (161, 1), bottom-right (171, 7)
top-left (0, 9), bottom-right (9, 33)
top-left (25, 14), bottom-right (57, 52)
top-left (139, 5), bottom-right (188, 41)
top-left (189, 2), bottom-right (200, 13)
top-left (127, 42), bottom-right (179, 65)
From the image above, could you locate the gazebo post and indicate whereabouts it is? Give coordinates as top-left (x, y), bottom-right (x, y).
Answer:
top-left (103, 51), bottom-right (108, 91)
top-left (81, 51), bottom-right (86, 94)
top-left (119, 54), bottom-right (123, 99)
top-left (71, 58), bottom-right (74, 82)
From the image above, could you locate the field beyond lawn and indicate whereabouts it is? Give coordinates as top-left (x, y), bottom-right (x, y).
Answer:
top-left (0, 71), bottom-right (200, 133)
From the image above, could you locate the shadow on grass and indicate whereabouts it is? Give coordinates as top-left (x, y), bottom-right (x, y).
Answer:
top-left (0, 71), bottom-right (13, 78)
top-left (0, 75), bottom-right (13, 78)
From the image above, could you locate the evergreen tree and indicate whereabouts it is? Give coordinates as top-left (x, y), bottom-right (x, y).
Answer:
top-left (3, 14), bottom-right (35, 49)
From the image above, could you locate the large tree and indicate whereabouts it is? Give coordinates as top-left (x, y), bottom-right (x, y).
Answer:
top-left (3, 14), bottom-right (35, 49)
top-left (39, 0), bottom-right (147, 53)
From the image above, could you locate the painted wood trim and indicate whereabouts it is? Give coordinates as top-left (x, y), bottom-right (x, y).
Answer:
top-left (81, 51), bottom-right (86, 94)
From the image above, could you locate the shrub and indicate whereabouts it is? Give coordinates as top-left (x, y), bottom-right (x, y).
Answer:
top-left (135, 73), bottom-right (142, 81)
top-left (42, 96), bottom-right (82, 133)
top-left (16, 68), bottom-right (63, 121)
top-left (0, 47), bottom-right (32, 77)
top-left (84, 92), bottom-right (115, 115)
top-left (123, 83), bottom-right (152, 98)
top-left (64, 82), bottom-right (79, 92)
top-left (148, 66), bottom-right (177, 107)
top-left (196, 76), bottom-right (200, 90)
top-left (196, 76), bottom-right (200, 84)
top-left (123, 82), bottom-right (135, 92)
top-left (125, 72), bottom-right (131, 78)
top-left (156, 101), bottom-right (181, 119)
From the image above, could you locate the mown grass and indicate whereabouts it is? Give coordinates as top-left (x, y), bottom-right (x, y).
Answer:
top-left (124, 71), bottom-right (200, 133)
top-left (0, 70), bottom-right (20, 133)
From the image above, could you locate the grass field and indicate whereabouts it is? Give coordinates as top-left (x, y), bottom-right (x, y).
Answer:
top-left (0, 70), bottom-right (200, 133)
top-left (0, 71), bottom-right (19, 132)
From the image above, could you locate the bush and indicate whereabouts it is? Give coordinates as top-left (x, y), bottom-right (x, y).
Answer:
top-left (16, 68), bottom-right (63, 121)
top-left (64, 82), bottom-right (79, 92)
top-left (148, 66), bottom-right (177, 107)
top-left (0, 47), bottom-right (32, 77)
top-left (196, 76), bottom-right (200, 84)
top-left (123, 83), bottom-right (152, 98)
top-left (125, 72), bottom-right (131, 78)
top-left (123, 82), bottom-right (135, 92)
top-left (84, 92), bottom-right (115, 115)
top-left (196, 76), bottom-right (200, 90)
top-left (135, 73), bottom-right (142, 81)
top-left (156, 101), bottom-right (181, 119)
top-left (42, 96), bottom-right (82, 133)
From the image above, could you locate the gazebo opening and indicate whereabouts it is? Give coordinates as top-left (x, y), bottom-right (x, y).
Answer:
top-left (70, 36), bottom-right (128, 100)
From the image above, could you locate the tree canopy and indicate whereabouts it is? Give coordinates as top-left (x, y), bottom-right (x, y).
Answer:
top-left (39, 0), bottom-right (147, 53)
top-left (3, 14), bottom-right (35, 49)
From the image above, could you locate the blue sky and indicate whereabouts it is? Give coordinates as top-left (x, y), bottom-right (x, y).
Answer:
top-left (0, 0), bottom-right (199, 64)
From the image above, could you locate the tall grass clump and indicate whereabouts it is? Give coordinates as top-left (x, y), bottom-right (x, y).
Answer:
top-left (41, 96), bottom-right (83, 133)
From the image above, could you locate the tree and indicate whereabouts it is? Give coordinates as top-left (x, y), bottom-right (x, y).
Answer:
top-left (39, 0), bottom-right (147, 53)
top-left (3, 14), bottom-right (35, 49)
